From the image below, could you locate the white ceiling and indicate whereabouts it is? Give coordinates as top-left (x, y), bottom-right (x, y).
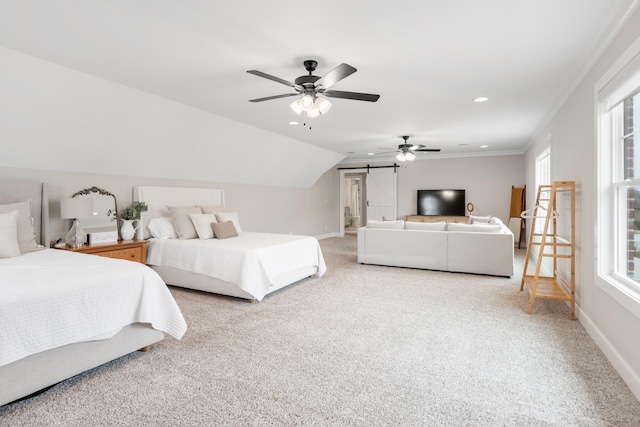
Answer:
top-left (0, 0), bottom-right (637, 163)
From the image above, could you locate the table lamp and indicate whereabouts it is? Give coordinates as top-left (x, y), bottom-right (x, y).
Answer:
top-left (60, 197), bottom-right (94, 248)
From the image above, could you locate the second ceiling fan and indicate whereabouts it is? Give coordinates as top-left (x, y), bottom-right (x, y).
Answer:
top-left (379, 136), bottom-right (441, 162)
top-left (247, 60), bottom-right (380, 118)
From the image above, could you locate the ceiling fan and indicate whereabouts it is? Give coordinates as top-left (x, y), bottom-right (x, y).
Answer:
top-left (247, 60), bottom-right (380, 118)
top-left (379, 136), bottom-right (441, 161)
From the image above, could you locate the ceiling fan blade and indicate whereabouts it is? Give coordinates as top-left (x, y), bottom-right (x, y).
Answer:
top-left (249, 93), bottom-right (300, 103)
top-left (413, 148), bottom-right (441, 152)
top-left (376, 150), bottom-right (398, 155)
top-left (314, 63), bottom-right (357, 90)
top-left (324, 90), bottom-right (380, 102)
top-left (247, 70), bottom-right (302, 90)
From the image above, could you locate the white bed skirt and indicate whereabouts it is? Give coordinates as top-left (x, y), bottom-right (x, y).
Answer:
top-left (0, 323), bottom-right (163, 407)
top-left (152, 264), bottom-right (319, 301)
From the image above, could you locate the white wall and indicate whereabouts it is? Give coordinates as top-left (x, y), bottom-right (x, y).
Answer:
top-left (524, 7), bottom-right (640, 399)
top-left (0, 46), bottom-right (343, 189)
top-left (0, 166), bottom-right (339, 245)
top-left (338, 154), bottom-right (525, 222)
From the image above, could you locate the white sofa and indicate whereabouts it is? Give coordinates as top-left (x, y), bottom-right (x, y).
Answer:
top-left (357, 217), bottom-right (514, 277)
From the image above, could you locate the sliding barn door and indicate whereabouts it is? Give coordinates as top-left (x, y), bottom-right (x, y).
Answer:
top-left (366, 168), bottom-right (397, 221)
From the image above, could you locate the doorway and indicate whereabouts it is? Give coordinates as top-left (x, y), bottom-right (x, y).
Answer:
top-left (339, 167), bottom-right (398, 236)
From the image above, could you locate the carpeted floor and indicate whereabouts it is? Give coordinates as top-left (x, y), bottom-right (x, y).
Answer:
top-left (2, 235), bottom-right (640, 426)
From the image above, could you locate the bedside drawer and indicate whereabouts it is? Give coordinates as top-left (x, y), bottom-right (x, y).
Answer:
top-left (98, 248), bottom-right (142, 263)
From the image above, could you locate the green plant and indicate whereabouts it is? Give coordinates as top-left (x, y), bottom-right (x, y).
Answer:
top-left (121, 201), bottom-right (148, 220)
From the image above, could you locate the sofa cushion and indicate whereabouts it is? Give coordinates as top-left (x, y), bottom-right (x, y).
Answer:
top-left (489, 216), bottom-right (504, 226)
top-left (469, 215), bottom-right (492, 224)
top-left (404, 221), bottom-right (447, 231)
top-left (367, 220), bottom-right (404, 229)
top-left (447, 223), bottom-right (502, 233)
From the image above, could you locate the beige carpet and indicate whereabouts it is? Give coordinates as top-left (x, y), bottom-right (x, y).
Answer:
top-left (2, 235), bottom-right (640, 426)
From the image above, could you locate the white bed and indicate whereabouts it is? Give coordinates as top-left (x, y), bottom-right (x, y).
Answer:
top-left (135, 186), bottom-right (326, 301)
top-left (0, 180), bottom-right (187, 407)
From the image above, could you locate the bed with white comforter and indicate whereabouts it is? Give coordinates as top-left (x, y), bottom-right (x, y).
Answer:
top-left (1, 249), bottom-right (186, 369)
top-left (147, 232), bottom-right (326, 301)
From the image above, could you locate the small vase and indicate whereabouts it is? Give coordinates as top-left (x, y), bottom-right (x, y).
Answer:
top-left (120, 219), bottom-right (139, 241)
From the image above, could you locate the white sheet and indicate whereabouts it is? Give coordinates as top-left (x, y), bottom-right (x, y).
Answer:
top-left (146, 232), bottom-right (326, 301)
top-left (0, 249), bottom-right (187, 368)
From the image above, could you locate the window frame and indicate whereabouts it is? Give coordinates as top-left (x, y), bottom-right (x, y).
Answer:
top-left (595, 35), bottom-right (640, 319)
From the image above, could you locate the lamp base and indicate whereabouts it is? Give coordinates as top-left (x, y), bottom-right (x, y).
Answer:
top-left (65, 219), bottom-right (87, 248)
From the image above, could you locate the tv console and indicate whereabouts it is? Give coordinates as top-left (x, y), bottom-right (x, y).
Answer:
top-left (405, 215), bottom-right (469, 223)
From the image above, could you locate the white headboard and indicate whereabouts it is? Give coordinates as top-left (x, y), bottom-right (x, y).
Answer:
top-left (0, 179), bottom-right (49, 247)
top-left (134, 186), bottom-right (225, 239)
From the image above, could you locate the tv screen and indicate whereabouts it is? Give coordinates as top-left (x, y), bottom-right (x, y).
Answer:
top-left (417, 189), bottom-right (466, 216)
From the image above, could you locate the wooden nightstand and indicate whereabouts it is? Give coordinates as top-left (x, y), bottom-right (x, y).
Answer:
top-left (57, 240), bottom-right (147, 264)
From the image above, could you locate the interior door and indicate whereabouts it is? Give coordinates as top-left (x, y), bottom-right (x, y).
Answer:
top-left (366, 168), bottom-right (397, 221)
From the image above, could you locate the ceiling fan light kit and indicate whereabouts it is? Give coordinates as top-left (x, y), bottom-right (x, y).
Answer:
top-left (248, 60), bottom-right (379, 118)
top-left (382, 136), bottom-right (441, 162)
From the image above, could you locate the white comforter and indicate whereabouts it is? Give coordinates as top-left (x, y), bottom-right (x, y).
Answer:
top-left (0, 249), bottom-right (187, 367)
top-left (146, 232), bottom-right (327, 301)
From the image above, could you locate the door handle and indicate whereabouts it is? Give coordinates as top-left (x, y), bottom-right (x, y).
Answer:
top-left (366, 200), bottom-right (369, 207)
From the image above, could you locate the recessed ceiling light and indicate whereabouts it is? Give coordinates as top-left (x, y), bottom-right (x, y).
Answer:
top-left (368, 153), bottom-right (375, 156)
top-left (474, 97), bottom-right (488, 103)
top-left (480, 145), bottom-right (489, 148)
top-left (458, 144), bottom-right (468, 148)
top-left (289, 121), bottom-right (298, 125)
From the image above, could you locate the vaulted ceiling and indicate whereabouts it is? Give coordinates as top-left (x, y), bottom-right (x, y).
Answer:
top-left (0, 0), bottom-right (638, 167)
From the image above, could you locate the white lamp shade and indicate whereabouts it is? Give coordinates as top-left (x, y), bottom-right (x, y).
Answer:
top-left (405, 152), bottom-right (416, 161)
top-left (316, 96), bottom-right (332, 114)
top-left (300, 94), bottom-right (314, 111)
top-left (60, 197), bottom-right (94, 219)
top-left (306, 106), bottom-right (320, 118)
top-left (396, 152), bottom-right (406, 162)
top-left (289, 99), bottom-right (303, 115)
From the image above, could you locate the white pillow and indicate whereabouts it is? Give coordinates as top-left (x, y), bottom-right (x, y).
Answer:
top-left (214, 211), bottom-right (242, 233)
top-left (405, 221), bottom-right (447, 231)
top-left (147, 217), bottom-right (178, 239)
top-left (0, 210), bottom-right (21, 258)
top-left (0, 200), bottom-right (37, 253)
top-left (189, 213), bottom-right (218, 239)
top-left (469, 215), bottom-right (491, 224)
top-left (489, 216), bottom-right (504, 226)
top-left (447, 223), bottom-right (502, 233)
top-left (367, 220), bottom-right (404, 229)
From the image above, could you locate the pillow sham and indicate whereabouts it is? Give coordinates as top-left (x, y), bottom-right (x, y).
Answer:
top-left (366, 220), bottom-right (404, 229)
top-left (404, 221), bottom-right (447, 231)
top-left (211, 220), bottom-right (239, 239)
top-left (189, 213), bottom-right (218, 239)
top-left (0, 200), bottom-right (37, 253)
top-left (214, 211), bottom-right (242, 233)
top-left (147, 216), bottom-right (178, 239)
top-left (0, 210), bottom-right (21, 258)
top-left (469, 215), bottom-right (492, 224)
top-left (199, 205), bottom-right (225, 214)
top-left (168, 206), bottom-right (202, 239)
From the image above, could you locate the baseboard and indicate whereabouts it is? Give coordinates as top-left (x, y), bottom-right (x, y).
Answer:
top-left (315, 232), bottom-right (341, 240)
top-left (578, 305), bottom-right (640, 401)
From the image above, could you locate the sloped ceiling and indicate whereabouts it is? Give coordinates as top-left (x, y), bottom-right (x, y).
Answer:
top-left (0, 0), bottom-right (638, 186)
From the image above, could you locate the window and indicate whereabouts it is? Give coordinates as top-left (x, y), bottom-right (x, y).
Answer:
top-left (534, 139), bottom-right (551, 233)
top-left (596, 35), bottom-right (640, 316)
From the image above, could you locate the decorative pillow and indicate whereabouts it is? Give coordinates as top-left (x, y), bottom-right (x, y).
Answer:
top-left (0, 200), bottom-right (37, 253)
top-left (147, 216), bottom-right (178, 239)
top-left (168, 206), bottom-right (202, 239)
top-left (199, 205), bottom-right (225, 214)
top-left (214, 211), bottom-right (242, 233)
top-left (489, 216), bottom-right (504, 226)
top-left (405, 221), bottom-right (447, 231)
top-left (189, 213), bottom-right (218, 239)
top-left (469, 215), bottom-right (492, 224)
top-left (447, 223), bottom-right (502, 233)
top-left (0, 210), bottom-right (21, 258)
top-left (211, 220), bottom-right (239, 240)
top-left (367, 220), bottom-right (404, 229)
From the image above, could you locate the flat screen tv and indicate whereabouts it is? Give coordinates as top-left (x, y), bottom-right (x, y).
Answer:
top-left (417, 189), bottom-right (466, 216)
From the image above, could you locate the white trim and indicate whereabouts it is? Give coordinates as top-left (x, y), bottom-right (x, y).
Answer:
top-left (578, 305), bottom-right (640, 400)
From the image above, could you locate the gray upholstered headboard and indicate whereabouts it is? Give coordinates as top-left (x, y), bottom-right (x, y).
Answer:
top-left (0, 180), bottom-right (49, 247)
